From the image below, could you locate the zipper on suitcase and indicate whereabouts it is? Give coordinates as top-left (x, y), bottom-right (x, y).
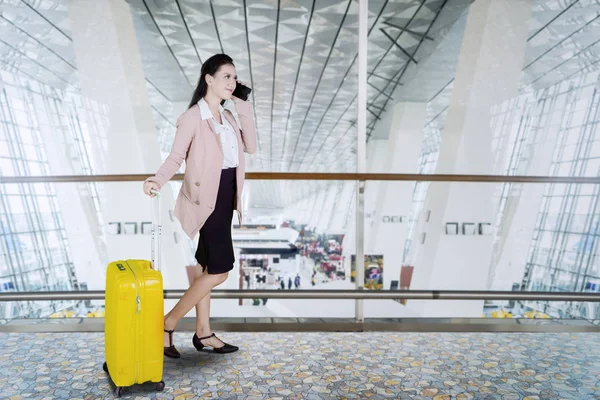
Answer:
top-left (126, 262), bottom-right (141, 383)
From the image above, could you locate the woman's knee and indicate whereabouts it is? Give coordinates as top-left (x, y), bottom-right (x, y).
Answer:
top-left (209, 271), bottom-right (228, 285)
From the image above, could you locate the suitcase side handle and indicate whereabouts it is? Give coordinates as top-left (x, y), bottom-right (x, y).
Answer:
top-left (150, 190), bottom-right (161, 271)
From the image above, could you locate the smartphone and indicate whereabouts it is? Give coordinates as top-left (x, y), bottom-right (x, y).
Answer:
top-left (232, 81), bottom-right (252, 101)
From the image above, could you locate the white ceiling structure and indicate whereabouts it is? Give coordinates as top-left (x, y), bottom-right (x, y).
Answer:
top-left (124, 0), bottom-right (472, 174)
top-left (1, 0), bottom-right (600, 211)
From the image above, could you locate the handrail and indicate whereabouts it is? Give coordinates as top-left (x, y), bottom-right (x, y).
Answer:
top-left (2, 173), bottom-right (600, 184)
top-left (1, 290), bottom-right (599, 302)
top-left (0, 172), bottom-right (600, 184)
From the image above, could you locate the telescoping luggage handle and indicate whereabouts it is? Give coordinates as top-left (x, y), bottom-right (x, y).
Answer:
top-left (150, 189), bottom-right (161, 272)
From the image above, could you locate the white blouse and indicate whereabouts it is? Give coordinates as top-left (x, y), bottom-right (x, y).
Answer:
top-left (198, 98), bottom-right (239, 169)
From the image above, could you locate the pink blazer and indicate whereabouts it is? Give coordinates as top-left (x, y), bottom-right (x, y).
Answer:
top-left (145, 98), bottom-right (257, 239)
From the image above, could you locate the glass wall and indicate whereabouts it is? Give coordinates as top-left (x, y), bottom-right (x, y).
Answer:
top-left (399, 70), bottom-right (600, 319)
top-left (521, 74), bottom-right (600, 318)
top-left (0, 71), bottom-right (102, 318)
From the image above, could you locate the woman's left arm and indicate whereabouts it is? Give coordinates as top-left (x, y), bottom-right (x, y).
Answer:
top-left (232, 96), bottom-right (257, 154)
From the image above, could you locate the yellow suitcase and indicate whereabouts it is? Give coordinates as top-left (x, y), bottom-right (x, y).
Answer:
top-left (103, 193), bottom-right (165, 397)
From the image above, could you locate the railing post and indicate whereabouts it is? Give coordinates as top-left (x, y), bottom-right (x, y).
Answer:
top-left (355, 0), bottom-right (368, 323)
top-left (355, 180), bottom-right (366, 322)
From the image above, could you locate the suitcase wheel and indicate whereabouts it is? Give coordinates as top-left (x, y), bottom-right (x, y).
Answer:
top-left (115, 386), bottom-right (124, 397)
top-left (155, 381), bottom-right (165, 391)
top-left (102, 362), bottom-right (108, 373)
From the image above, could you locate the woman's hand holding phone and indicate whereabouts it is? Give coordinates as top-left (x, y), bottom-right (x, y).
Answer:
top-left (232, 81), bottom-right (251, 102)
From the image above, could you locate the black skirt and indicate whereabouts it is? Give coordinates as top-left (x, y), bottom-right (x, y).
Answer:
top-left (195, 168), bottom-right (236, 274)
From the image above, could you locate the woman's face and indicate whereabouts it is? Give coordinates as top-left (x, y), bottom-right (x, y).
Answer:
top-left (206, 64), bottom-right (237, 101)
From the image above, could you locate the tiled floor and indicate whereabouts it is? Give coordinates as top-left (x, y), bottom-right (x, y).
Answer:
top-left (0, 331), bottom-right (599, 399)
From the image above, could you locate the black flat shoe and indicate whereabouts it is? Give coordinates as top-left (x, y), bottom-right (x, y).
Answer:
top-left (164, 329), bottom-right (181, 359)
top-left (192, 333), bottom-right (239, 354)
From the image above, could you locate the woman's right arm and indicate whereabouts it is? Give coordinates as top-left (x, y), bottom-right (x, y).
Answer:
top-left (143, 110), bottom-right (196, 195)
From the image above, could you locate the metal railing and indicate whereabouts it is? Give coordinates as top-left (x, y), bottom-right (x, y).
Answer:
top-left (3, 172), bottom-right (600, 323)
top-left (1, 290), bottom-right (600, 302)
top-left (2, 172), bottom-right (600, 184)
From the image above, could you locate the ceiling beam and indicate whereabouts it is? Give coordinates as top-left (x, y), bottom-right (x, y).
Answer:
top-left (270, 0), bottom-right (282, 170)
top-left (382, 20), bottom-right (434, 41)
top-left (279, 1), bottom-right (317, 171)
top-left (291, 0), bottom-right (391, 171)
top-left (528, 0), bottom-right (580, 42)
top-left (287, 0), bottom-right (353, 171)
top-left (174, 0), bottom-right (203, 67)
top-left (379, 28), bottom-right (418, 65)
top-left (141, 0), bottom-right (193, 86)
top-left (367, 81), bottom-right (394, 100)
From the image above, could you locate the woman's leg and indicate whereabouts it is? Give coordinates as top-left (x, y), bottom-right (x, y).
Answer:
top-left (163, 269), bottom-right (228, 346)
top-left (194, 264), bottom-right (229, 348)
top-left (194, 264), bottom-right (210, 336)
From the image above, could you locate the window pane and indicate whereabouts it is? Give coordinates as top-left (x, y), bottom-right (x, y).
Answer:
top-left (22, 145), bottom-right (39, 161)
top-left (32, 183), bottom-right (49, 196)
top-left (590, 140), bottom-right (600, 157)
top-left (0, 157), bottom-right (15, 175)
top-left (27, 162), bottom-right (43, 175)
top-left (550, 184), bottom-right (568, 196)
top-left (19, 128), bottom-right (35, 144)
top-left (9, 214), bottom-right (30, 232)
top-left (7, 195), bottom-right (25, 214)
top-left (44, 230), bottom-right (61, 248)
top-left (0, 141), bottom-right (10, 157)
top-left (557, 161), bottom-right (572, 175)
top-left (585, 158), bottom-right (600, 176)
top-left (562, 144), bottom-right (577, 161)
top-left (575, 196), bottom-right (592, 215)
top-left (17, 233), bottom-right (35, 252)
top-left (548, 196), bottom-right (564, 213)
top-left (40, 213), bottom-right (57, 230)
top-left (35, 196), bottom-right (53, 213)
top-left (14, 109), bottom-right (30, 127)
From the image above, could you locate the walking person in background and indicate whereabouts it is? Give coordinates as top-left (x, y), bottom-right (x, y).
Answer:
top-left (143, 54), bottom-right (256, 358)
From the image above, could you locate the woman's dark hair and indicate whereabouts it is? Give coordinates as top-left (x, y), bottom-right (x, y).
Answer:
top-left (188, 54), bottom-right (234, 109)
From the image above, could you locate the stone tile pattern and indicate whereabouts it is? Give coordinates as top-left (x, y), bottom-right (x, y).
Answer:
top-left (0, 332), bottom-right (599, 399)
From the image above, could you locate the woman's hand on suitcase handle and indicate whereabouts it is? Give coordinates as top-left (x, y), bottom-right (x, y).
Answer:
top-left (143, 181), bottom-right (160, 197)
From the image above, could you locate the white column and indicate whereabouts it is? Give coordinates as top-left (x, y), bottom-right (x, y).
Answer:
top-left (68, 0), bottom-right (193, 291)
top-left (408, 0), bottom-right (532, 317)
top-left (369, 102), bottom-right (426, 291)
top-left (33, 95), bottom-right (107, 290)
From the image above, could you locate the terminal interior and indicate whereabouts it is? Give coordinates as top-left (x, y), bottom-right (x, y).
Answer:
top-left (1, 0), bottom-right (600, 398)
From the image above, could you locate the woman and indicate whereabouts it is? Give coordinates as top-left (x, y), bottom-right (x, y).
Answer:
top-left (143, 54), bottom-right (256, 358)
